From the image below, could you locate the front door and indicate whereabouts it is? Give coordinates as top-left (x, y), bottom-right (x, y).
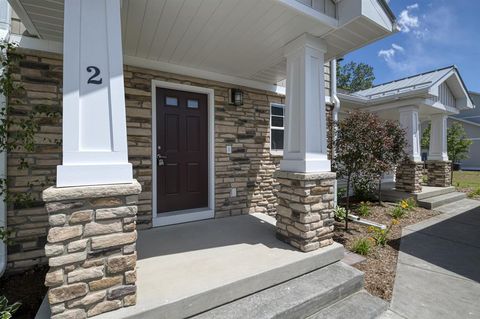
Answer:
top-left (156, 88), bottom-right (208, 214)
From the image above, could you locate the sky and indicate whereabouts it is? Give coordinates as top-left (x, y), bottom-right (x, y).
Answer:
top-left (341, 0), bottom-right (480, 93)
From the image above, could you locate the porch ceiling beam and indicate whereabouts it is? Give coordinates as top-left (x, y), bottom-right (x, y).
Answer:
top-left (7, 0), bottom-right (41, 38)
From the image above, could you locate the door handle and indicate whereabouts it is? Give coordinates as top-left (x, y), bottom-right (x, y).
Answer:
top-left (157, 154), bottom-right (167, 166)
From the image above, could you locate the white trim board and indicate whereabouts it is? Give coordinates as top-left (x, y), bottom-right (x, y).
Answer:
top-left (151, 80), bottom-right (215, 227)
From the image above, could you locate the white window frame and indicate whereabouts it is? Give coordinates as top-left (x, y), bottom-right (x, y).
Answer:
top-left (270, 103), bottom-right (285, 156)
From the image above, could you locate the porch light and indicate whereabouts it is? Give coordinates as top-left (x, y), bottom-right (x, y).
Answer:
top-left (229, 88), bottom-right (244, 106)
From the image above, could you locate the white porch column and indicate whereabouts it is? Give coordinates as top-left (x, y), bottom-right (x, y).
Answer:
top-left (428, 114), bottom-right (449, 161)
top-left (399, 106), bottom-right (422, 162)
top-left (280, 33), bottom-right (330, 173)
top-left (57, 0), bottom-right (132, 187)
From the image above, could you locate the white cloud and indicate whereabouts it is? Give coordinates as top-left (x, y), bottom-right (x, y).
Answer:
top-left (397, 4), bottom-right (420, 33)
top-left (406, 3), bottom-right (419, 10)
top-left (378, 44), bottom-right (410, 73)
top-left (391, 43), bottom-right (405, 52)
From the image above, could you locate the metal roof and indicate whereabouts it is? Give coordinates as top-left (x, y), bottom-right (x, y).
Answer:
top-left (352, 66), bottom-right (455, 99)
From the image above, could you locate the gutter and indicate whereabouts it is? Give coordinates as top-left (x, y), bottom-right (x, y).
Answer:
top-left (0, 0), bottom-right (10, 277)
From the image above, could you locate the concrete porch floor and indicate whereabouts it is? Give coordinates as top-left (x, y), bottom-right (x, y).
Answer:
top-left (379, 182), bottom-right (456, 201)
top-left (38, 213), bottom-right (344, 319)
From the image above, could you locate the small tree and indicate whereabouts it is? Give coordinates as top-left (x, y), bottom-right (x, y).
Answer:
top-left (447, 122), bottom-right (472, 180)
top-left (421, 124), bottom-right (430, 150)
top-left (334, 111), bottom-right (381, 230)
top-left (337, 61), bottom-right (375, 92)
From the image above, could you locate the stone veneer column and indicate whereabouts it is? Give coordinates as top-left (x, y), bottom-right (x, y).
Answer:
top-left (426, 161), bottom-right (452, 187)
top-left (395, 161), bottom-right (423, 193)
top-left (43, 180), bottom-right (141, 318)
top-left (274, 171), bottom-right (336, 252)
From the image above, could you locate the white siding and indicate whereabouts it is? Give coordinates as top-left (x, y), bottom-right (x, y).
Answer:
top-left (437, 82), bottom-right (456, 107)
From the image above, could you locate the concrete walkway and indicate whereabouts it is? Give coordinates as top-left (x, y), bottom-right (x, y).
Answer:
top-left (386, 199), bottom-right (480, 319)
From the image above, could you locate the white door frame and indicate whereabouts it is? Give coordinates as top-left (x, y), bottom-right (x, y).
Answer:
top-left (151, 80), bottom-right (215, 227)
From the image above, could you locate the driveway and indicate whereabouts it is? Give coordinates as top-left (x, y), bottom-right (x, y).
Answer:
top-left (388, 199), bottom-right (480, 319)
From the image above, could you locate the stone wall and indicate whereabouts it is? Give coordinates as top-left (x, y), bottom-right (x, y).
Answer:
top-left (426, 161), bottom-right (452, 187)
top-left (274, 171), bottom-right (336, 252)
top-left (43, 181), bottom-right (141, 318)
top-left (6, 49), bottom-right (285, 271)
top-left (395, 160), bottom-right (423, 193)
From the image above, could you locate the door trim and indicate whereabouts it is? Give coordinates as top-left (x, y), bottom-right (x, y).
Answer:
top-left (151, 80), bottom-right (215, 227)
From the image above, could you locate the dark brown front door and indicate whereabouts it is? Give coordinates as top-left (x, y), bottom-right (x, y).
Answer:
top-left (156, 88), bottom-right (208, 213)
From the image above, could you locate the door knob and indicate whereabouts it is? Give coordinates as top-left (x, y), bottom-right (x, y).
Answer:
top-left (157, 154), bottom-right (167, 166)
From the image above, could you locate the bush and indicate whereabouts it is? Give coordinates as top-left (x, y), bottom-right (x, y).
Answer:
top-left (352, 174), bottom-right (376, 201)
top-left (357, 201), bottom-right (371, 217)
top-left (351, 238), bottom-right (373, 256)
top-left (0, 296), bottom-right (21, 319)
top-left (334, 206), bottom-right (347, 222)
top-left (337, 187), bottom-right (347, 203)
top-left (390, 206), bottom-right (407, 219)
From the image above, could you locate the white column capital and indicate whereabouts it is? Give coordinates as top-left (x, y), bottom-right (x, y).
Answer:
top-left (280, 33), bottom-right (330, 173)
top-left (284, 33), bottom-right (327, 58)
top-left (57, 0), bottom-right (132, 187)
top-left (428, 113), bottom-right (449, 161)
top-left (398, 106), bottom-right (422, 162)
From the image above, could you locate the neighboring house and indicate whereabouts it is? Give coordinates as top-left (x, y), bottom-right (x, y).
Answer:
top-left (449, 91), bottom-right (480, 170)
top-left (0, 0), bottom-right (401, 318)
top-left (339, 66), bottom-right (475, 192)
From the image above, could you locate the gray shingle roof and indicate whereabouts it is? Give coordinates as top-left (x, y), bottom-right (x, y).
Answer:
top-left (453, 91), bottom-right (480, 123)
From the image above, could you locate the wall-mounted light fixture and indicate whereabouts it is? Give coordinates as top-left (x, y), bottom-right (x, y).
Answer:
top-left (228, 88), bottom-right (244, 106)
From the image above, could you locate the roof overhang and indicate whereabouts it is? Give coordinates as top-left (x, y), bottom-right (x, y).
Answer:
top-left (8, 0), bottom-right (395, 88)
top-left (429, 69), bottom-right (475, 110)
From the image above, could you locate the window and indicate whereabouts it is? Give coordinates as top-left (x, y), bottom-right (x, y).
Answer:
top-left (165, 96), bottom-right (178, 107)
top-left (270, 103), bottom-right (285, 152)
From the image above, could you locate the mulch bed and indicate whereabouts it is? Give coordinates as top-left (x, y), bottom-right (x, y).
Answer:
top-left (333, 202), bottom-right (440, 301)
top-left (457, 187), bottom-right (480, 199)
top-left (0, 265), bottom-right (48, 319)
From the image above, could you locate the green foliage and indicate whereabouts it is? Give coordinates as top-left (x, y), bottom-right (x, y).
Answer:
top-left (421, 123), bottom-right (473, 163)
top-left (337, 187), bottom-right (347, 203)
top-left (405, 197), bottom-right (417, 210)
top-left (337, 61), bottom-right (375, 92)
top-left (390, 206), bottom-right (407, 219)
top-left (352, 174), bottom-right (376, 201)
top-left (351, 238), bottom-right (373, 256)
top-left (467, 188), bottom-right (480, 198)
top-left (357, 201), bottom-right (371, 217)
top-left (0, 296), bottom-right (21, 319)
top-left (334, 206), bottom-right (347, 222)
top-left (368, 220), bottom-right (398, 247)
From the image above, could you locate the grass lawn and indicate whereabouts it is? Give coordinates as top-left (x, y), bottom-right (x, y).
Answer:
top-left (452, 171), bottom-right (480, 188)
top-left (452, 171), bottom-right (480, 199)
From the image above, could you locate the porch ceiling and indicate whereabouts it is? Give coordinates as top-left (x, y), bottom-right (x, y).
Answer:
top-left (9, 0), bottom-right (395, 86)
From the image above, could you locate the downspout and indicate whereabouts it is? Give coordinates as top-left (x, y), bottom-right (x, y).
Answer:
top-left (330, 59), bottom-right (340, 207)
top-left (0, 0), bottom-right (10, 277)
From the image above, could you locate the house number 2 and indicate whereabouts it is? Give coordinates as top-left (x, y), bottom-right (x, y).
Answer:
top-left (86, 66), bottom-right (103, 85)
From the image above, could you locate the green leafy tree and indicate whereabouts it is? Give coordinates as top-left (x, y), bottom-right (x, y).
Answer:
top-left (334, 111), bottom-right (381, 230)
top-left (337, 61), bottom-right (375, 92)
top-left (421, 122), bottom-right (472, 181)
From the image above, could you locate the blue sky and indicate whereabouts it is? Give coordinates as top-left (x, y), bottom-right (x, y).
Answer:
top-left (341, 0), bottom-right (480, 92)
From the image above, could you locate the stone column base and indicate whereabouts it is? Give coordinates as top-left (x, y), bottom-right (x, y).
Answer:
top-left (274, 171), bottom-right (336, 252)
top-left (43, 180), bottom-right (142, 318)
top-left (426, 161), bottom-right (452, 187)
top-left (395, 160), bottom-right (423, 193)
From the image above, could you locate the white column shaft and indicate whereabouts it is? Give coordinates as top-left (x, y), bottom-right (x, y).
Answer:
top-left (399, 106), bottom-right (421, 162)
top-left (428, 114), bottom-right (449, 161)
top-left (280, 34), bottom-right (330, 172)
top-left (57, 0), bottom-right (132, 187)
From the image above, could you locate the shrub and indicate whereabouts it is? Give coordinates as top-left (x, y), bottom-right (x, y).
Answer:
top-left (405, 197), bottom-right (417, 210)
top-left (352, 174), bottom-right (376, 201)
top-left (468, 188), bottom-right (480, 198)
top-left (334, 206), bottom-right (347, 222)
top-left (0, 296), bottom-right (21, 319)
top-left (337, 187), bottom-right (347, 203)
top-left (390, 206), bottom-right (407, 219)
top-left (351, 238), bottom-right (373, 256)
top-left (357, 201), bottom-right (371, 217)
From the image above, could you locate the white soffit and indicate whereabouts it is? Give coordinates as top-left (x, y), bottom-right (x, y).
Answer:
top-left (10, 0), bottom-right (395, 85)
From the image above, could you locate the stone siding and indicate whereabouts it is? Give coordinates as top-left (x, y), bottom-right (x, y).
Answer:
top-left (43, 181), bottom-right (141, 318)
top-left (274, 171), bottom-right (336, 252)
top-left (395, 160), bottom-right (423, 193)
top-left (426, 161), bottom-right (452, 187)
top-left (6, 49), bottom-right (285, 271)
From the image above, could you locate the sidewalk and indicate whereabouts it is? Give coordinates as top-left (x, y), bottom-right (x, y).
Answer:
top-left (385, 199), bottom-right (480, 319)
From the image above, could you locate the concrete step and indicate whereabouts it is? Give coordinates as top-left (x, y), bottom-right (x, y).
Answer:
top-left (418, 191), bottom-right (467, 209)
top-left (306, 290), bottom-right (388, 319)
top-left (192, 262), bottom-right (364, 319)
top-left (415, 186), bottom-right (456, 200)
